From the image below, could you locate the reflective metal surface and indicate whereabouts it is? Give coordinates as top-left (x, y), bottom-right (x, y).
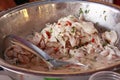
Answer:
top-left (0, 0), bottom-right (120, 78)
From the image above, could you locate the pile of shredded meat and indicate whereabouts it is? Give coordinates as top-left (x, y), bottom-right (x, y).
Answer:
top-left (5, 15), bottom-right (120, 72)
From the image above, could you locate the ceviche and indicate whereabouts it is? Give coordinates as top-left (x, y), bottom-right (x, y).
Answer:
top-left (5, 15), bottom-right (120, 73)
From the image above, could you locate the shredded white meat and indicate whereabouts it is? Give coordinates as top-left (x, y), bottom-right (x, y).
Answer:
top-left (5, 15), bottom-right (120, 72)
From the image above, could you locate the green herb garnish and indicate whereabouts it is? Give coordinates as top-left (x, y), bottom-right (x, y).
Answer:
top-left (102, 42), bottom-right (108, 47)
top-left (79, 8), bottom-right (83, 14)
top-left (71, 27), bottom-right (76, 33)
top-left (85, 9), bottom-right (90, 14)
top-left (74, 46), bottom-right (79, 49)
top-left (103, 10), bottom-right (106, 14)
top-left (50, 28), bottom-right (53, 33)
top-left (104, 15), bottom-right (107, 21)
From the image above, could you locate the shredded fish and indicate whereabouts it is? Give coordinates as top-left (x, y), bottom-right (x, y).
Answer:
top-left (5, 15), bottom-right (120, 72)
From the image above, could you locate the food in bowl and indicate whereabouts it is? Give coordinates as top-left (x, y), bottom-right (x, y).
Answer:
top-left (4, 15), bottom-right (120, 73)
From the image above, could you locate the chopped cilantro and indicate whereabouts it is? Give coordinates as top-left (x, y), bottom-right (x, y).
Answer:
top-left (74, 46), bottom-right (79, 49)
top-left (85, 9), bottom-right (90, 14)
top-left (71, 27), bottom-right (76, 33)
top-left (79, 8), bottom-right (83, 14)
top-left (102, 42), bottom-right (108, 47)
top-left (95, 22), bottom-right (99, 27)
top-left (103, 10), bottom-right (106, 14)
top-left (104, 15), bottom-right (107, 21)
top-left (50, 28), bottom-right (53, 33)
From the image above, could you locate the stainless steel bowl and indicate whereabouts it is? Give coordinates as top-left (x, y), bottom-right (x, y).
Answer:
top-left (0, 0), bottom-right (120, 80)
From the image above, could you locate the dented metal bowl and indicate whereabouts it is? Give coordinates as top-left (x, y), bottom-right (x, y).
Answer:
top-left (0, 0), bottom-right (120, 80)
